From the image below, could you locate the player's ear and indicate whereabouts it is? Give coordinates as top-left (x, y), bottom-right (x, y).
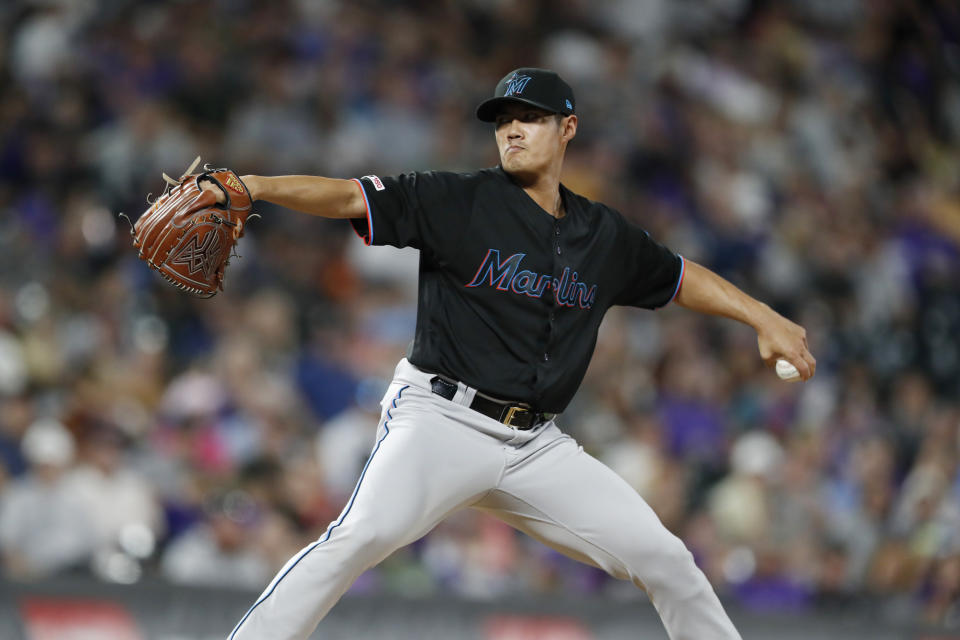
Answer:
top-left (560, 115), bottom-right (577, 143)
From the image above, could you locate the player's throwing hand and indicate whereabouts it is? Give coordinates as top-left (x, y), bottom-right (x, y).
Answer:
top-left (755, 307), bottom-right (816, 380)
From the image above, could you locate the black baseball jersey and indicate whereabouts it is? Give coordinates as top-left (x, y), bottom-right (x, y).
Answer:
top-left (350, 167), bottom-right (684, 413)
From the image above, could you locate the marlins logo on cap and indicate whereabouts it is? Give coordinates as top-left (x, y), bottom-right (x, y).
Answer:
top-left (503, 73), bottom-right (532, 97)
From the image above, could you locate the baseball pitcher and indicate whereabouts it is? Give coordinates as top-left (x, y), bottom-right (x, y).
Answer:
top-left (204, 68), bottom-right (815, 640)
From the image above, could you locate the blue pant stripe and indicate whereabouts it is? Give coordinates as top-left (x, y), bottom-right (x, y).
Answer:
top-left (228, 385), bottom-right (409, 639)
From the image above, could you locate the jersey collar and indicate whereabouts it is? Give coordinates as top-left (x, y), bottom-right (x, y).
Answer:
top-left (494, 166), bottom-right (576, 222)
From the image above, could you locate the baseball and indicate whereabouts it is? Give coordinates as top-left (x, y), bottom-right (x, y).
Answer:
top-left (776, 359), bottom-right (801, 381)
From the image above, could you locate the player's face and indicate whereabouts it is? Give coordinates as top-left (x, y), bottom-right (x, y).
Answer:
top-left (494, 104), bottom-right (575, 180)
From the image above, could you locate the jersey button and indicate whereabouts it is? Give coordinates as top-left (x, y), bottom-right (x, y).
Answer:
top-left (543, 353), bottom-right (550, 362)
top-left (556, 245), bottom-right (561, 255)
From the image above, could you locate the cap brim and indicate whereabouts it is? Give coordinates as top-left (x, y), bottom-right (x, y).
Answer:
top-left (475, 96), bottom-right (560, 122)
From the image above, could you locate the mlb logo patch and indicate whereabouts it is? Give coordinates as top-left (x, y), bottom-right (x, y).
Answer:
top-left (363, 175), bottom-right (385, 191)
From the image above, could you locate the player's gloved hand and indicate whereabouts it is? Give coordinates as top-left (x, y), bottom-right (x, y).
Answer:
top-left (755, 308), bottom-right (816, 380)
top-left (127, 157), bottom-right (255, 297)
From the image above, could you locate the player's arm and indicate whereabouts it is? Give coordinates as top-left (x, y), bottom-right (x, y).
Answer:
top-left (204, 175), bottom-right (368, 219)
top-left (674, 259), bottom-right (816, 380)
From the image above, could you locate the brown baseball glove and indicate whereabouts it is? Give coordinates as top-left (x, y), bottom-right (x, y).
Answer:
top-left (128, 157), bottom-right (254, 297)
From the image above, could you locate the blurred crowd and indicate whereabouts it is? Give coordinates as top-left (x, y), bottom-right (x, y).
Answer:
top-left (1, 0), bottom-right (959, 630)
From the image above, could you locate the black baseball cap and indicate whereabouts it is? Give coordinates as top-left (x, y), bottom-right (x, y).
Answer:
top-left (476, 68), bottom-right (575, 122)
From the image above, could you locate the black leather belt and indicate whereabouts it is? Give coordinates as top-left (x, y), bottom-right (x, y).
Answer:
top-left (429, 376), bottom-right (549, 430)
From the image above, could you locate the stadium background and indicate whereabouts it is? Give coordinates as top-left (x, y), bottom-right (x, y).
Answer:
top-left (0, 0), bottom-right (958, 637)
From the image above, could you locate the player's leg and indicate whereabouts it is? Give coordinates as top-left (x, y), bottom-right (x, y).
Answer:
top-left (229, 382), bottom-right (504, 640)
top-left (475, 425), bottom-right (741, 640)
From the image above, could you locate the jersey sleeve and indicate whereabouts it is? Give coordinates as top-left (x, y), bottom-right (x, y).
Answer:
top-left (349, 171), bottom-right (467, 255)
top-left (612, 218), bottom-right (685, 309)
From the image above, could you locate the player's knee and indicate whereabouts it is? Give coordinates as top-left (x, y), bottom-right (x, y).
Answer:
top-left (664, 539), bottom-right (699, 574)
top-left (659, 536), bottom-right (698, 572)
top-left (621, 533), bottom-right (693, 581)
top-left (342, 520), bottom-right (407, 558)
top-left (634, 537), bottom-right (708, 597)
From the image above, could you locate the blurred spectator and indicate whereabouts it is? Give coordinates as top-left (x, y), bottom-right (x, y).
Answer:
top-left (160, 489), bottom-right (272, 590)
top-left (0, 418), bottom-right (97, 578)
top-left (67, 421), bottom-right (164, 558)
top-left (708, 431), bottom-right (784, 546)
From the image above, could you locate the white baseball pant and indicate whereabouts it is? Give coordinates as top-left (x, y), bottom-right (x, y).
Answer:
top-left (229, 358), bottom-right (741, 640)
